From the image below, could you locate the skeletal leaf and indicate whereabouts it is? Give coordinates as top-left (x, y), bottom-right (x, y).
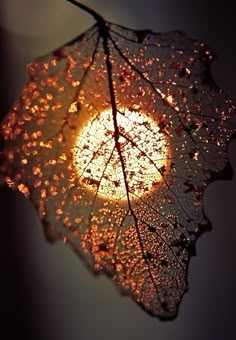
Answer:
top-left (0, 1), bottom-right (236, 320)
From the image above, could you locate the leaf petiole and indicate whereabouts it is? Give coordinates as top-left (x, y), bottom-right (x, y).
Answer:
top-left (66, 0), bottom-right (105, 23)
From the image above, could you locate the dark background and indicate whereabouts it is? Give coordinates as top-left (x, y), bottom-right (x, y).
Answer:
top-left (0, 1), bottom-right (235, 339)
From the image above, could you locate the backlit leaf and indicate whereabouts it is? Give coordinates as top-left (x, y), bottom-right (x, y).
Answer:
top-left (0, 0), bottom-right (235, 319)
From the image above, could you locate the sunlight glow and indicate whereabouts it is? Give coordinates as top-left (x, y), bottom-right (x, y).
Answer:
top-left (73, 108), bottom-right (169, 201)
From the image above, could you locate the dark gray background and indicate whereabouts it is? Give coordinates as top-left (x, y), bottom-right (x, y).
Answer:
top-left (0, 1), bottom-right (235, 339)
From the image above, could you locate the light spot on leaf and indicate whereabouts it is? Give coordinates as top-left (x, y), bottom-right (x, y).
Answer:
top-left (73, 107), bottom-right (169, 201)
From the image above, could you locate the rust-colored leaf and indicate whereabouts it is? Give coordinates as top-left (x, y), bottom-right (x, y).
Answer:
top-left (0, 1), bottom-right (235, 320)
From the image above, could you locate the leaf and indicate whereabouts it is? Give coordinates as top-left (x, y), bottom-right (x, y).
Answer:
top-left (0, 0), bottom-right (235, 320)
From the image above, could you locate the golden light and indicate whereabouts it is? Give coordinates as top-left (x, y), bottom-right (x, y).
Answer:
top-left (73, 107), bottom-right (169, 201)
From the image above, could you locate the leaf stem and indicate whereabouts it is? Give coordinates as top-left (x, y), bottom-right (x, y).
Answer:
top-left (66, 0), bottom-right (105, 23)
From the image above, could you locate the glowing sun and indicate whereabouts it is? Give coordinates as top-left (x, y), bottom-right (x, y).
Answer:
top-left (73, 107), bottom-right (169, 201)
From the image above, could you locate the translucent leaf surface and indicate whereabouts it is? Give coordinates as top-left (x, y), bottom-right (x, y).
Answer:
top-left (1, 3), bottom-right (236, 320)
